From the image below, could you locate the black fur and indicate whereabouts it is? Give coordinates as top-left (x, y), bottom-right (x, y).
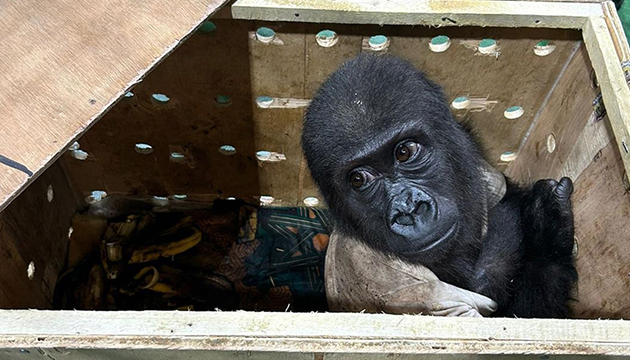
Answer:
top-left (302, 54), bottom-right (577, 318)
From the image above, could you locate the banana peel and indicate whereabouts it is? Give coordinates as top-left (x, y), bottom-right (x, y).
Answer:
top-left (129, 227), bottom-right (202, 264)
top-left (132, 266), bottom-right (179, 295)
top-left (101, 214), bottom-right (149, 279)
top-left (53, 253), bottom-right (107, 310)
top-left (120, 264), bottom-right (237, 310)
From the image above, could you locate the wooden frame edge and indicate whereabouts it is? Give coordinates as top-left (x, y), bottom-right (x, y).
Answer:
top-left (1, 311), bottom-right (630, 354)
top-left (583, 7), bottom-right (630, 178)
top-left (231, 0), bottom-right (600, 28)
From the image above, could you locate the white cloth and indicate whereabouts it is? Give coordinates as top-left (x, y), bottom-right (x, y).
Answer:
top-left (325, 231), bottom-right (498, 317)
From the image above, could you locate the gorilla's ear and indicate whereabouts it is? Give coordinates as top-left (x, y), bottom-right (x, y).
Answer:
top-left (480, 160), bottom-right (507, 210)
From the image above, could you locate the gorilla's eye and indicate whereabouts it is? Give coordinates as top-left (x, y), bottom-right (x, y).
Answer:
top-left (349, 170), bottom-right (374, 189)
top-left (395, 141), bottom-right (420, 163)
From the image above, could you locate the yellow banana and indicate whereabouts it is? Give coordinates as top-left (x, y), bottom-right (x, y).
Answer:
top-left (129, 227), bottom-right (202, 264)
top-left (145, 282), bottom-right (178, 294)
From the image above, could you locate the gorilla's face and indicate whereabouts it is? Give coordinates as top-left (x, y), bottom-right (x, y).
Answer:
top-left (302, 54), bottom-right (485, 262)
top-left (342, 136), bottom-right (460, 256)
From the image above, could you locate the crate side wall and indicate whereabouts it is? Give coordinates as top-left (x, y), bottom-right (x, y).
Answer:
top-left (0, 162), bottom-right (77, 308)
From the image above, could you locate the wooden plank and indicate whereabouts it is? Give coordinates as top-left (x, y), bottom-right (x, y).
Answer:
top-left (0, 163), bottom-right (77, 309)
top-left (583, 16), bottom-right (630, 188)
top-left (0, 349), bottom-right (312, 360)
top-left (571, 142), bottom-right (630, 319)
top-left (602, 0), bottom-right (630, 62)
top-left (0, 350), bottom-right (627, 360)
top-left (0, 311), bottom-right (630, 355)
top-left (232, 0), bottom-right (602, 29)
top-left (0, 0), bottom-right (230, 213)
top-left (249, 22), bottom-right (307, 207)
top-left (499, 10), bottom-right (630, 318)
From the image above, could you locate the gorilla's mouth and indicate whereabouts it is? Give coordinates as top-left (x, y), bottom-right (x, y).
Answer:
top-left (387, 217), bottom-right (458, 255)
top-left (415, 222), bottom-right (458, 253)
top-left (384, 192), bottom-right (459, 256)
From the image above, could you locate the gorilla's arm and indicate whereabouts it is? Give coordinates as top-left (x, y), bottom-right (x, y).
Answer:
top-left (506, 177), bottom-right (577, 318)
top-left (474, 178), bottom-right (577, 318)
top-left (471, 194), bottom-right (524, 306)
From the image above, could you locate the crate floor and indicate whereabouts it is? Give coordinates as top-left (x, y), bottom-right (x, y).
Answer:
top-left (53, 200), bottom-right (331, 312)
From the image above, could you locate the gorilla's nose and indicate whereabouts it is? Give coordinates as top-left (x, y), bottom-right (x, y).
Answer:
top-left (388, 187), bottom-right (434, 234)
top-left (394, 213), bottom-right (414, 226)
top-left (415, 201), bottom-right (431, 216)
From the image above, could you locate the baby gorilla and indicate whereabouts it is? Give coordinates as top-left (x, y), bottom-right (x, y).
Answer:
top-left (302, 54), bottom-right (577, 318)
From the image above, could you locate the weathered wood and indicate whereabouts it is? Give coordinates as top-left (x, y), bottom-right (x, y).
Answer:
top-left (0, 310), bottom-right (630, 355)
top-left (571, 142), bottom-right (630, 319)
top-left (0, 0), bottom-right (230, 213)
top-left (583, 16), bottom-right (630, 190)
top-left (2, 351), bottom-right (630, 360)
top-left (0, 349), bottom-right (313, 360)
top-left (232, 0), bottom-right (601, 29)
top-left (63, 19), bottom-right (263, 203)
top-left (4, 350), bottom-right (629, 360)
top-left (382, 27), bottom-right (581, 169)
top-left (0, 163), bottom-right (77, 309)
top-left (249, 22), bottom-right (308, 207)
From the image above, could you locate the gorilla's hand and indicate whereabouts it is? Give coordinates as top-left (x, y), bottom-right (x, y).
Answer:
top-left (522, 177), bottom-right (575, 259)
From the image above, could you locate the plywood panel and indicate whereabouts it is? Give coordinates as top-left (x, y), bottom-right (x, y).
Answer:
top-left (507, 44), bottom-right (598, 181)
top-left (571, 142), bottom-right (630, 319)
top-left (64, 19), bottom-right (262, 202)
top-left (0, 163), bottom-right (77, 309)
top-left (501, 42), bottom-right (630, 318)
top-left (248, 22), bottom-right (308, 207)
top-left (0, 0), bottom-right (229, 212)
top-left (71, 98), bottom-right (168, 197)
top-left (379, 27), bottom-right (582, 170)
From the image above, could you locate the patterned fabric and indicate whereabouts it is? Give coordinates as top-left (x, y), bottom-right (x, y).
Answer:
top-left (242, 207), bottom-right (331, 311)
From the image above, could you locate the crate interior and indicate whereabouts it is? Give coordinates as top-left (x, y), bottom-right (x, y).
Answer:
top-left (1, 13), bottom-right (628, 319)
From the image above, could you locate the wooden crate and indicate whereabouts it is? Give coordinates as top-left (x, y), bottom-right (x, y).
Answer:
top-left (1, 0), bottom-right (630, 358)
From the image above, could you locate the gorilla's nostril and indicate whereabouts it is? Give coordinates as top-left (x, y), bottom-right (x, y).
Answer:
top-left (415, 201), bottom-right (431, 215)
top-left (394, 214), bottom-right (414, 226)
